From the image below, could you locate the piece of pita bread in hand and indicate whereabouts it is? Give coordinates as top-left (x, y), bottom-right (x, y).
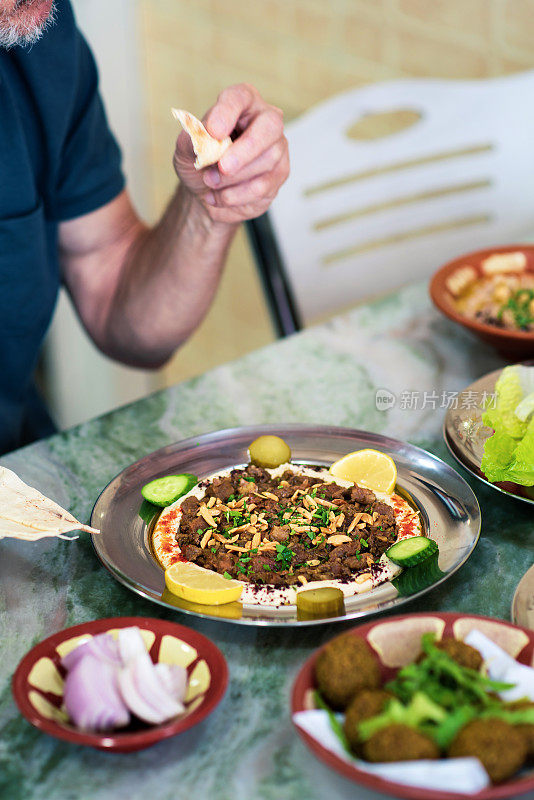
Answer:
top-left (171, 108), bottom-right (232, 170)
top-left (0, 466), bottom-right (99, 541)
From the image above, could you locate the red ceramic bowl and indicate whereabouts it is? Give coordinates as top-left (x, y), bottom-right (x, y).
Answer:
top-left (430, 245), bottom-right (534, 360)
top-left (12, 616), bottom-right (228, 752)
top-left (292, 612), bottom-right (534, 800)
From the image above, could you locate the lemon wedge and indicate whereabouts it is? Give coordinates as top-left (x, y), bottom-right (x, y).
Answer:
top-left (329, 449), bottom-right (397, 494)
top-left (161, 589), bottom-right (243, 619)
top-left (164, 562), bottom-right (243, 606)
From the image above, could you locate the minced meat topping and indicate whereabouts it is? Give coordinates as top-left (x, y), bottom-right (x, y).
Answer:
top-left (174, 464), bottom-right (399, 587)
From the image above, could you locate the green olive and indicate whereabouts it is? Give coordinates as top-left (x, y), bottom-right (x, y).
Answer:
top-left (248, 435), bottom-right (291, 469)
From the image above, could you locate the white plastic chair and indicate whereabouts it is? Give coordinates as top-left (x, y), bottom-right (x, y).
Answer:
top-left (248, 73), bottom-right (534, 335)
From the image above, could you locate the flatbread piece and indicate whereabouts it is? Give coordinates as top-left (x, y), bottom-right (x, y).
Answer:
top-left (171, 108), bottom-right (231, 170)
top-left (0, 466), bottom-right (99, 541)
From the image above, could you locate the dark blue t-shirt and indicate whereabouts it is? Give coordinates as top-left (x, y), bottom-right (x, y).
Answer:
top-left (0, 0), bottom-right (125, 454)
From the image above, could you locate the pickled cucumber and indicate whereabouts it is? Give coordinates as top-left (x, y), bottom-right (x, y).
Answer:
top-left (296, 587), bottom-right (345, 620)
top-left (248, 435), bottom-right (291, 469)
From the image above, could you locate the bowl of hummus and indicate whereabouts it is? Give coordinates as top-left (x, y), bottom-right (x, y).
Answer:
top-left (430, 246), bottom-right (534, 359)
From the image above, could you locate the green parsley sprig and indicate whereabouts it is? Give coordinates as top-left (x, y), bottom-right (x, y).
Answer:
top-left (498, 288), bottom-right (534, 329)
top-left (275, 543), bottom-right (295, 569)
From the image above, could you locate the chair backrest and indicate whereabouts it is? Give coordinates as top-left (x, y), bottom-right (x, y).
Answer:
top-left (262, 73), bottom-right (534, 330)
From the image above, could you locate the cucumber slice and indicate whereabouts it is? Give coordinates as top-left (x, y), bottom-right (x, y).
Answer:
top-left (141, 474), bottom-right (198, 507)
top-left (386, 536), bottom-right (438, 567)
top-left (391, 553), bottom-right (444, 596)
top-left (138, 499), bottom-right (162, 525)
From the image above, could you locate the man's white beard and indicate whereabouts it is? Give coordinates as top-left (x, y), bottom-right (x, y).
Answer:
top-left (0, 1), bottom-right (56, 48)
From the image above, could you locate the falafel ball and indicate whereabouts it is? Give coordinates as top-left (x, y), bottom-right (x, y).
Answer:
top-left (507, 701), bottom-right (534, 759)
top-left (314, 633), bottom-right (381, 710)
top-left (434, 638), bottom-right (483, 671)
top-left (517, 723), bottom-right (534, 760)
top-left (363, 724), bottom-right (439, 763)
top-left (448, 719), bottom-right (527, 783)
top-left (344, 689), bottom-right (392, 755)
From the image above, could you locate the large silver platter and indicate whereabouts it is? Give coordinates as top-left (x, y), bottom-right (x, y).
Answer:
top-left (443, 366), bottom-right (534, 506)
top-left (91, 425), bottom-right (481, 627)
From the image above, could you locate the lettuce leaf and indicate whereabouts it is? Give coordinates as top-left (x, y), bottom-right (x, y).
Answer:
top-left (481, 366), bottom-right (534, 486)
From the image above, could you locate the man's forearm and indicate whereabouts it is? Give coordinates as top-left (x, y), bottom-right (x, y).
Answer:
top-left (102, 185), bottom-right (238, 368)
top-left (61, 85), bottom-right (288, 368)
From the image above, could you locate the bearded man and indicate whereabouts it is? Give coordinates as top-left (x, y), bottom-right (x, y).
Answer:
top-left (0, 0), bottom-right (289, 453)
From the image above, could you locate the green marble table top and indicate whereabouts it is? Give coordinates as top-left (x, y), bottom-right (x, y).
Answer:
top-left (1, 281), bottom-right (532, 800)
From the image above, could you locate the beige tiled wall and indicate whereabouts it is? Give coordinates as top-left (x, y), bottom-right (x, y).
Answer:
top-left (138, 0), bottom-right (534, 387)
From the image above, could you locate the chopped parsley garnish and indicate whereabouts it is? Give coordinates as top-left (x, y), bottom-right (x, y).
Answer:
top-left (275, 543), bottom-right (295, 569)
top-left (223, 571), bottom-right (233, 579)
top-left (498, 288), bottom-right (534, 329)
top-left (312, 506), bottom-right (330, 526)
top-left (243, 476), bottom-right (256, 482)
top-left (263, 564), bottom-right (271, 571)
top-left (360, 538), bottom-right (368, 547)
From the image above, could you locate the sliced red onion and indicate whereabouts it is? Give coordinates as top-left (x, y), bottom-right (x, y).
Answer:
top-left (117, 627), bottom-right (148, 666)
top-left (61, 633), bottom-right (121, 672)
top-left (62, 626), bottom-right (187, 732)
top-left (63, 654), bottom-right (130, 731)
top-left (154, 663), bottom-right (187, 704)
top-left (118, 654), bottom-right (185, 725)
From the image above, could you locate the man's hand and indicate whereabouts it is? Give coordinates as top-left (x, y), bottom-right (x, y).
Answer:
top-left (173, 83), bottom-right (289, 224)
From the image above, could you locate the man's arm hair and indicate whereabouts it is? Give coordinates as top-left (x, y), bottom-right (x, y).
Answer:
top-left (58, 187), bottom-right (235, 369)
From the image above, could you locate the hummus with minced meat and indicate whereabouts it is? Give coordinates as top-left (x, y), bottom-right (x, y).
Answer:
top-left (152, 463), bottom-right (422, 606)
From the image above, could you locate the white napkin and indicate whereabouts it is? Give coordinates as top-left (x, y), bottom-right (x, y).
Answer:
top-left (293, 710), bottom-right (489, 793)
top-left (464, 630), bottom-right (534, 702)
